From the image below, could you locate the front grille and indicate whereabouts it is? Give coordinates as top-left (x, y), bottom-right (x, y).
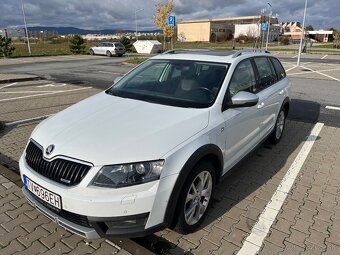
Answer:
top-left (25, 141), bottom-right (91, 186)
top-left (30, 190), bottom-right (91, 228)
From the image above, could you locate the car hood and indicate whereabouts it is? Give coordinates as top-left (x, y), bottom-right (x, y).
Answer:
top-left (31, 92), bottom-right (209, 166)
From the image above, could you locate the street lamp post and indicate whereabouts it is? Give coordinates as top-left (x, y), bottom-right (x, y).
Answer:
top-left (21, 0), bottom-right (31, 55)
top-left (265, 3), bottom-right (272, 50)
top-left (135, 8), bottom-right (144, 41)
top-left (297, 0), bottom-right (308, 67)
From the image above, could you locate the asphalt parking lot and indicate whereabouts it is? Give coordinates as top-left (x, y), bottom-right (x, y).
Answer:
top-left (1, 53), bottom-right (340, 255)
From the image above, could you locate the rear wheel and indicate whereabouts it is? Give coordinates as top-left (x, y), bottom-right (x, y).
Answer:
top-left (175, 161), bottom-right (215, 234)
top-left (106, 51), bottom-right (112, 57)
top-left (269, 107), bottom-right (286, 144)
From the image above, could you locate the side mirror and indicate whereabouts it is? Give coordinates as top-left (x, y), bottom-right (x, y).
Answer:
top-left (113, 76), bottom-right (123, 84)
top-left (229, 91), bottom-right (259, 108)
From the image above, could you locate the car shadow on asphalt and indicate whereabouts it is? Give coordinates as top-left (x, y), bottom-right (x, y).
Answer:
top-left (200, 98), bottom-right (321, 230)
top-left (0, 124), bottom-right (23, 186)
top-left (0, 99), bottom-right (322, 255)
top-left (131, 99), bottom-right (321, 254)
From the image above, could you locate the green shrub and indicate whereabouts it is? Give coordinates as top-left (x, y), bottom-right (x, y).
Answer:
top-left (278, 36), bottom-right (290, 45)
top-left (0, 36), bottom-right (15, 57)
top-left (69, 35), bottom-right (85, 54)
top-left (120, 36), bottom-right (132, 52)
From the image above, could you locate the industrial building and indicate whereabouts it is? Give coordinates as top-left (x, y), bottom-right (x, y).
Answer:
top-left (177, 15), bottom-right (279, 42)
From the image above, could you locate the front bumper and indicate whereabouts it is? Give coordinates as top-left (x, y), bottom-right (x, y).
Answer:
top-left (19, 154), bottom-right (178, 238)
top-left (23, 187), bottom-right (166, 238)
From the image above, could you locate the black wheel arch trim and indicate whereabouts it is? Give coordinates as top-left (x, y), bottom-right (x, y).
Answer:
top-left (163, 144), bottom-right (223, 228)
top-left (282, 96), bottom-right (290, 115)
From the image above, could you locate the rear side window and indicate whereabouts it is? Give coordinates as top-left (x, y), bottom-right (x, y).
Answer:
top-left (114, 43), bottom-right (124, 47)
top-left (254, 57), bottom-right (277, 90)
top-left (270, 57), bottom-right (286, 80)
top-left (229, 59), bottom-right (256, 97)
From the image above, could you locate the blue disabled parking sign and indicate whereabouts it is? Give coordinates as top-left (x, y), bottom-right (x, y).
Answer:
top-left (261, 22), bottom-right (267, 31)
top-left (168, 15), bottom-right (175, 27)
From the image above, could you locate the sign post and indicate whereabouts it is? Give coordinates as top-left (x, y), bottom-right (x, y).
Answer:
top-left (261, 23), bottom-right (267, 49)
top-left (168, 15), bottom-right (175, 50)
top-left (168, 15), bottom-right (175, 27)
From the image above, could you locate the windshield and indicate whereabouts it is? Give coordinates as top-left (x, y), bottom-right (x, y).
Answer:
top-left (106, 59), bottom-right (229, 108)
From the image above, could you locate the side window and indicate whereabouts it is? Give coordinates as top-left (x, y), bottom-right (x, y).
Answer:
top-left (129, 62), bottom-right (168, 84)
top-left (254, 57), bottom-right (277, 90)
top-left (270, 57), bottom-right (286, 80)
top-left (229, 59), bottom-right (256, 97)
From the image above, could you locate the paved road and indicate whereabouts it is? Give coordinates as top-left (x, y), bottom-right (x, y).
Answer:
top-left (0, 56), bottom-right (131, 90)
top-left (1, 55), bottom-right (340, 254)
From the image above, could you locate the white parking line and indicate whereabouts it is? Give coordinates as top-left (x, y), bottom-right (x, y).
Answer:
top-left (237, 122), bottom-right (324, 255)
top-left (98, 71), bottom-right (124, 75)
top-left (7, 58), bottom-right (30, 63)
top-left (301, 66), bottom-right (340, 82)
top-left (6, 114), bottom-right (54, 127)
top-left (0, 90), bottom-right (70, 94)
top-left (37, 83), bottom-right (67, 87)
top-left (326, 106), bottom-right (340, 111)
top-left (0, 87), bottom-right (92, 102)
top-left (321, 55), bottom-right (328, 60)
top-left (285, 66), bottom-right (297, 72)
top-left (288, 67), bottom-right (340, 76)
top-left (0, 82), bottom-right (18, 90)
top-left (292, 54), bottom-right (298, 58)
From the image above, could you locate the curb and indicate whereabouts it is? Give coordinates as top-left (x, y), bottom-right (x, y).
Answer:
top-left (0, 76), bottom-right (42, 84)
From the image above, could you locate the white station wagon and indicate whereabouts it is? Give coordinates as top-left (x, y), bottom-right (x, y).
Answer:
top-left (89, 42), bottom-right (125, 57)
top-left (20, 49), bottom-right (290, 239)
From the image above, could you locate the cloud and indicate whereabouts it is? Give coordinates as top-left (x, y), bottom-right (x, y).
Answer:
top-left (1, 0), bottom-right (339, 30)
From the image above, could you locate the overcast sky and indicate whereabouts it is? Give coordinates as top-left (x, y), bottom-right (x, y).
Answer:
top-left (1, 0), bottom-right (339, 30)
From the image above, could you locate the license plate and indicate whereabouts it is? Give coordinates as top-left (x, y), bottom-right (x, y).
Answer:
top-left (23, 175), bottom-right (62, 210)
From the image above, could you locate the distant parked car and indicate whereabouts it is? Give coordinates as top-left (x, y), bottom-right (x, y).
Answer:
top-left (90, 42), bottom-right (125, 57)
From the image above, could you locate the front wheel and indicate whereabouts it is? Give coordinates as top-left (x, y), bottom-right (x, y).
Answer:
top-left (106, 51), bottom-right (112, 57)
top-left (269, 107), bottom-right (286, 144)
top-left (90, 49), bottom-right (95, 55)
top-left (175, 161), bottom-right (215, 234)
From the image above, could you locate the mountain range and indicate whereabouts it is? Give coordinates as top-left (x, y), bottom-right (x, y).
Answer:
top-left (28, 26), bottom-right (161, 35)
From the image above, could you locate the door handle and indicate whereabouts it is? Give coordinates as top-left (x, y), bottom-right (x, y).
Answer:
top-left (279, 90), bottom-right (284, 95)
top-left (257, 102), bottom-right (265, 109)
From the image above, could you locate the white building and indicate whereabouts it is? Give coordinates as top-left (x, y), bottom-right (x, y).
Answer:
top-left (234, 23), bottom-right (281, 42)
top-left (83, 34), bottom-right (120, 41)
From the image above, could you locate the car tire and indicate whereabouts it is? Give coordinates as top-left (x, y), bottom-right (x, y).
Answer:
top-left (106, 51), bottom-right (112, 57)
top-left (118, 54), bottom-right (123, 57)
top-left (90, 49), bottom-right (95, 55)
top-left (175, 161), bottom-right (215, 234)
top-left (269, 106), bottom-right (286, 144)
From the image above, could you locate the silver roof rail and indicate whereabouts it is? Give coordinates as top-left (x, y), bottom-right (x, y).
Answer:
top-left (162, 48), bottom-right (214, 54)
top-left (232, 48), bottom-right (270, 58)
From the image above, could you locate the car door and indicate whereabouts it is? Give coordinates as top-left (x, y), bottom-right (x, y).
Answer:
top-left (93, 43), bottom-right (102, 55)
top-left (221, 59), bottom-right (263, 173)
top-left (253, 57), bottom-right (284, 138)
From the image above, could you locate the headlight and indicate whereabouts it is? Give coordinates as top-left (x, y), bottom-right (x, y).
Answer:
top-left (92, 160), bottom-right (164, 188)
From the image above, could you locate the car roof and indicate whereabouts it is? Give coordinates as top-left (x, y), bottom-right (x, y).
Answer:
top-left (151, 49), bottom-right (273, 64)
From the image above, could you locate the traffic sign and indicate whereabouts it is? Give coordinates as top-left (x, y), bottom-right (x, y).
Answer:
top-left (168, 15), bottom-right (175, 27)
top-left (261, 22), bottom-right (267, 31)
